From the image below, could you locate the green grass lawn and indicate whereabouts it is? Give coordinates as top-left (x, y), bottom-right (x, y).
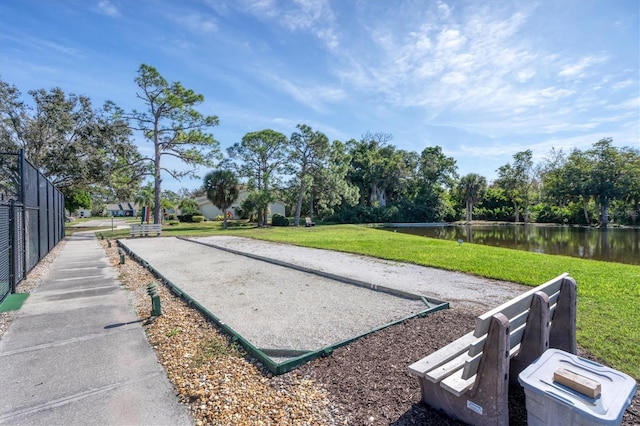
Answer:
top-left (99, 221), bottom-right (640, 379)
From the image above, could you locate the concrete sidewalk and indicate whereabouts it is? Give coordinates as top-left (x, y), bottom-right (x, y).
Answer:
top-left (0, 232), bottom-right (192, 425)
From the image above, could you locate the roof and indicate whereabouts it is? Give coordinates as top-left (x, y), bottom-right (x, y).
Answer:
top-left (105, 202), bottom-right (140, 211)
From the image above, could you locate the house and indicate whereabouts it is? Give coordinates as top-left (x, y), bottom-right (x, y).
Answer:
top-left (75, 209), bottom-right (92, 218)
top-left (104, 202), bottom-right (139, 217)
top-left (196, 190), bottom-right (286, 220)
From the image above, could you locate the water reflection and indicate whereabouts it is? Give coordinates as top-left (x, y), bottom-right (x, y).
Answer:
top-left (388, 225), bottom-right (640, 265)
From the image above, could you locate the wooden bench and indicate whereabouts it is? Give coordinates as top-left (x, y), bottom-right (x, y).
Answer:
top-left (305, 217), bottom-right (315, 227)
top-left (407, 273), bottom-right (577, 426)
top-left (130, 224), bottom-right (162, 237)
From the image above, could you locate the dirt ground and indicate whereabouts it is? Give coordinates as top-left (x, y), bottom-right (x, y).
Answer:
top-left (298, 308), bottom-right (639, 425)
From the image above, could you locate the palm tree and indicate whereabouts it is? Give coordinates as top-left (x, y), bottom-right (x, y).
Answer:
top-left (203, 170), bottom-right (240, 229)
top-left (458, 173), bottom-right (487, 222)
top-left (134, 185), bottom-right (155, 223)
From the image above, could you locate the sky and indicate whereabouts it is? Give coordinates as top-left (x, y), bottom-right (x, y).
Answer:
top-left (1, 0), bottom-right (638, 194)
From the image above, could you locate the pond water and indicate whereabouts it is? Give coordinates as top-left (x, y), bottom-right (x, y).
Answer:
top-left (387, 224), bottom-right (640, 265)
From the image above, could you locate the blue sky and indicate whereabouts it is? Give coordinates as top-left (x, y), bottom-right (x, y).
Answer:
top-left (1, 0), bottom-right (638, 193)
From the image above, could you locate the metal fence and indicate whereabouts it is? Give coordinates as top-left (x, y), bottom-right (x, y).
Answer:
top-left (0, 150), bottom-right (65, 303)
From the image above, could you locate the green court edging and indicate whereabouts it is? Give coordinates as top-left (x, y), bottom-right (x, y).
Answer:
top-left (0, 293), bottom-right (29, 313)
top-left (118, 239), bottom-right (450, 375)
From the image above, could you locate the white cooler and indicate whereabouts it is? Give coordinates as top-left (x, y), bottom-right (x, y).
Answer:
top-left (518, 349), bottom-right (637, 426)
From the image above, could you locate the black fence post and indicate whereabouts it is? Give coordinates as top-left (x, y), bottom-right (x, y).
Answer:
top-left (9, 199), bottom-right (16, 294)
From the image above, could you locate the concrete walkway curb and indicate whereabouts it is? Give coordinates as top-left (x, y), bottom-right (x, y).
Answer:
top-left (0, 232), bottom-right (192, 426)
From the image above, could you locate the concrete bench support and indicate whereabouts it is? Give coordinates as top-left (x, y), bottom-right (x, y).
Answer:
top-left (408, 274), bottom-right (577, 425)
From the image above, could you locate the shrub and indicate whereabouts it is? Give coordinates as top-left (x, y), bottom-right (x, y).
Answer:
top-left (177, 214), bottom-right (194, 222)
top-left (215, 215), bottom-right (224, 221)
top-left (192, 215), bottom-right (204, 223)
top-left (166, 214), bottom-right (175, 220)
top-left (168, 220), bottom-right (180, 226)
top-left (271, 213), bottom-right (289, 226)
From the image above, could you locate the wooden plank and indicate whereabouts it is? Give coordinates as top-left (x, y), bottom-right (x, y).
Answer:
top-left (425, 352), bottom-right (470, 383)
top-left (473, 274), bottom-right (567, 338)
top-left (554, 368), bottom-right (601, 398)
top-left (407, 331), bottom-right (476, 377)
top-left (440, 369), bottom-right (475, 397)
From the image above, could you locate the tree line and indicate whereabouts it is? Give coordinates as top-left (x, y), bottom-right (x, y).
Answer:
top-left (1, 66), bottom-right (638, 228)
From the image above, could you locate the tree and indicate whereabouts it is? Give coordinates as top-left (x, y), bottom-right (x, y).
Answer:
top-left (561, 149), bottom-right (595, 225)
top-left (65, 189), bottom-right (91, 214)
top-left (119, 64), bottom-right (220, 225)
top-left (618, 147), bottom-right (640, 225)
top-left (134, 184), bottom-right (155, 223)
top-left (0, 78), bottom-right (145, 197)
top-left (178, 198), bottom-right (200, 217)
top-left (228, 129), bottom-right (289, 227)
top-left (289, 124), bottom-right (330, 226)
top-left (346, 132), bottom-right (409, 207)
top-left (586, 138), bottom-right (625, 228)
top-left (203, 169), bottom-right (239, 229)
top-left (496, 150), bottom-right (534, 222)
top-left (457, 173), bottom-right (487, 221)
top-left (417, 146), bottom-right (458, 221)
top-left (313, 140), bottom-right (359, 215)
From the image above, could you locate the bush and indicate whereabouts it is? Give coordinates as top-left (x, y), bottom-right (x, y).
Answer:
top-left (177, 214), bottom-right (196, 222)
top-left (168, 220), bottom-right (180, 226)
top-left (271, 213), bottom-right (289, 226)
top-left (215, 215), bottom-right (224, 221)
top-left (192, 215), bottom-right (204, 223)
top-left (166, 214), bottom-right (175, 220)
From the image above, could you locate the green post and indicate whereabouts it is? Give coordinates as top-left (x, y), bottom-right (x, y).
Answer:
top-left (147, 283), bottom-right (162, 316)
top-left (117, 248), bottom-right (125, 264)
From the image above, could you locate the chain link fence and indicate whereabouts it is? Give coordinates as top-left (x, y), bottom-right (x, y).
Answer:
top-left (0, 150), bottom-right (65, 303)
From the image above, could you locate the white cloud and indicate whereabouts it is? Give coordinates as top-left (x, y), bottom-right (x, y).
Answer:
top-left (265, 73), bottom-right (345, 112)
top-left (437, 1), bottom-right (452, 19)
top-left (437, 28), bottom-right (465, 51)
top-left (175, 13), bottom-right (218, 33)
top-left (611, 79), bottom-right (635, 90)
top-left (605, 97), bottom-right (640, 111)
top-left (4, 33), bottom-right (82, 57)
top-left (237, 0), bottom-right (338, 50)
top-left (441, 71), bottom-right (467, 85)
top-left (97, 0), bottom-right (120, 17)
top-left (558, 55), bottom-right (608, 78)
top-left (333, 4), bottom-right (542, 116)
top-left (516, 69), bottom-right (535, 83)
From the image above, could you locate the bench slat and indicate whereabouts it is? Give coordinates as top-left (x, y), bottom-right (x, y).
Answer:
top-left (468, 308), bottom-right (530, 357)
top-left (425, 352), bottom-right (472, 383)
top-left (131, 224), bottom-right (162, 236)
top-left (473, 273), bottom-right (567, 338)
top-left (462, 326), bottom-right (525, 379)
top-left (407, 331), bottom-right (476, 377)
top-left (440, 369), bottom-right (475, 397)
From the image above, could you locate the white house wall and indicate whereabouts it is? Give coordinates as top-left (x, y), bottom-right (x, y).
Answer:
top-left (197, 191), bottom-right (285, 220)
